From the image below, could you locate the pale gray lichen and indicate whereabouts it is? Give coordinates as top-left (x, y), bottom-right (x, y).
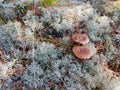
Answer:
top-left (0, 0), bottom-right (120, 90)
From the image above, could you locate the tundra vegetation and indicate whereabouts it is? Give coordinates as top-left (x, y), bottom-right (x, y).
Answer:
top-left (0, 0), bottom-right (120, 90)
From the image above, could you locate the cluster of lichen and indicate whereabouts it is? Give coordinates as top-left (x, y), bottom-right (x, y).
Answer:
top-left (0, 0), bottom-right (120, 90)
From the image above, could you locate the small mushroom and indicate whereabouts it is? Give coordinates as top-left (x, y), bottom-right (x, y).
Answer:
top-left (0, 50), bottom-right (3, 61)
top-left (0, 51), bottom-right (3, 57)
top-left (72, 33), bottom-right (89, 45)
top-left (72, 46), bottom-right (93, 59)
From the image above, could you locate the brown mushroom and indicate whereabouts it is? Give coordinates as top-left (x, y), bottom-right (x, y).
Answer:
top-left (0, 51), bottom-right (3, 58)
top-left (72, 33), bottom-right (89, 45)
top-left (72, 46), bottom-right (93, 59)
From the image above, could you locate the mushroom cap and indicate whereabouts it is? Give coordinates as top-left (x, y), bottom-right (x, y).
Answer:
top-left (72, 46), bottom-right (93, 59)
top-left (72, 33), bottom-right (89, 45)
top-left (0, 51), bottom-right (2, 57)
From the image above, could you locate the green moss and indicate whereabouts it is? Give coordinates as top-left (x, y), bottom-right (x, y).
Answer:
top-left (40, 0), bottom-right (61, 7)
